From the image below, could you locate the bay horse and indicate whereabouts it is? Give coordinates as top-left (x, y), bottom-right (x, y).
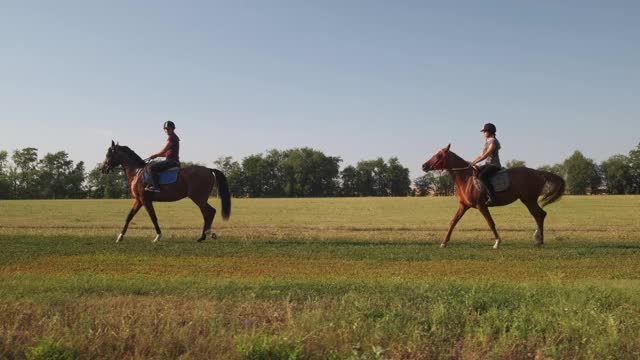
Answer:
top-left (422, 144), bottom-right (565, 248)
top-left (101, 141), bottom-right (231, 243)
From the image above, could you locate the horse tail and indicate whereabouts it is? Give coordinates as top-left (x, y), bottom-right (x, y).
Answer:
top-left (538, 170), bottom-right (565, 208)
top-left (211, 169), bottom-right (231, 220)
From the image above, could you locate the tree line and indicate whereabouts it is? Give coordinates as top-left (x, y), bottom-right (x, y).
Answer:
top-left (0, 143), bottom-right (639, 199)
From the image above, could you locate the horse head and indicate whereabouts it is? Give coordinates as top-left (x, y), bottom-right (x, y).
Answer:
top-left (422, 144), bottom-right (451, 172)
top-left (101, 140), bottom-right (122, 174)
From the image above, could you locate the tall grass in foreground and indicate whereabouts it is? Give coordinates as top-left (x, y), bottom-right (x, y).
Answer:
top-left (2, 282), bottom-right (639, 359)
top-left (1, 196), bottom-right (639, 358)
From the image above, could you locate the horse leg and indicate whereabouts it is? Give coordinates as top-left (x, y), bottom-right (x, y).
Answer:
top-left (478, 206), bottom-right (502, 249)
top-left (116, 200), bottom-right (142, 243)
top-left (196, 202), bottom-right (216, 242)
top-left (522, 198), bottom-right (547, 247)
top-left (441, 204), bottom-right (469, 248)
top-left (143, 200), bottom-right (162, 242)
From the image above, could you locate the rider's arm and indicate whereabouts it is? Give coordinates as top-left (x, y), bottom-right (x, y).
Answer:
top-left (470, 143), bottom-right (496, 166)
top-left (150, 140), bottom-right (172, 159)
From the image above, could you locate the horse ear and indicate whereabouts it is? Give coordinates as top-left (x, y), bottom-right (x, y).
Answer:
top-left (445, 144), bottom-right (451, 151)
top-left (111, 140), bottom-right (115, 147)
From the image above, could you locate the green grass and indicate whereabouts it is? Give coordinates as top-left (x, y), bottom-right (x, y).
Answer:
top-left (1, 196), bottom-right (639, 359)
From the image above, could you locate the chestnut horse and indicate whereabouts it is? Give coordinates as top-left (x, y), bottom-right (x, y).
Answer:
top-left (101, 141), bottom-right (231, 243)
top-left (422, 144), bottom-right (564, 248)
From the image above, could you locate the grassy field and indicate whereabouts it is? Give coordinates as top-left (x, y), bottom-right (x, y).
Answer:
top-left (1, 196), bottom-right (639, 359)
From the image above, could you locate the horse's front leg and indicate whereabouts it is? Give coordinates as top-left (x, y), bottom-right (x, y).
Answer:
top-left (143, 200), bottom-right (162, 242)
top-left (116, 200), bottom-right (142, 243)
top-left (442, 203), bottom-right (469, 248)
top-left (478, 206), bottom-right (502, 249)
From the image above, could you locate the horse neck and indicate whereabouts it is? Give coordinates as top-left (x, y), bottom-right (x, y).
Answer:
top-left (122, 166), bottom-right (140, 184)
top-left (117, 151), bottom-right (145, 183)
top-left (446, 152), bottom-right (474, 182)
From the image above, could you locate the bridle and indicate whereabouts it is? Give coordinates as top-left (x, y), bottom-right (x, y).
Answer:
top-left (102, 161), bottom-right (115, 174)
top-left (430, 149), bottom-right (448, 169)
top-left (429, 150), bottom-right (472, 172)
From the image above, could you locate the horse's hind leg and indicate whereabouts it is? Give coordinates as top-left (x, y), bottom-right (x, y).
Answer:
top-left (196, 202), bottom-right (216, 242)
top-left (522, 198), bottom-right (546, 247)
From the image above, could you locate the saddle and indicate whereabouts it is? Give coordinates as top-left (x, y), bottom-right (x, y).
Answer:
top-left (474, 168), bottom-right (510, 193)
top-left (142, 167), bottom-right (180, 185)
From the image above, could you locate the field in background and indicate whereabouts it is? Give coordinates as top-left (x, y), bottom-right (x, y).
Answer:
top-left (1, 196), bottom-right (639, 359)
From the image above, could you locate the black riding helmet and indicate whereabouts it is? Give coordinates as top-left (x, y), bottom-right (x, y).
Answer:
top-left (163, 121), bottom-right (176, 130)
top-left (480, 123), bottom-right (496, 134)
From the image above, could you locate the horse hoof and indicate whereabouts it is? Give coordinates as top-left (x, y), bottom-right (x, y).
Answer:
top-left (116, 233), bottom-right (124, 243)
top-left (440, 243), bottom-right (447, 248)
top-left (202, 230), bottom-right (217, 241)
top-left (152, 234), bottom-right (162, 243)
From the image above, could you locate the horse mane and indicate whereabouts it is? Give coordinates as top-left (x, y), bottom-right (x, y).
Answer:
top-left (117, 146), bottom-right (146, 167)
top-left (446, 150), bottom-right (470, 168)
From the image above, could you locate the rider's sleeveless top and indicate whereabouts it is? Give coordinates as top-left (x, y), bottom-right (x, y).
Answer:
top-left (484, 137), bottom-right (501, 168)
top-left (166, 133), bottom-right (180, 163)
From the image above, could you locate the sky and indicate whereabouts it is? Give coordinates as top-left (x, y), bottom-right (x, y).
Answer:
top-left (2, 1), bottom-right (639, 178)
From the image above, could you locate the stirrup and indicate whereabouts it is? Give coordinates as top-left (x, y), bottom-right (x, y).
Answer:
top-left (485, 197), bottom-right (495, 206)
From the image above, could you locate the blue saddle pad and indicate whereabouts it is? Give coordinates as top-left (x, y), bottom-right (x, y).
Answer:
top-left (143, 168), bottom-right (180, 185)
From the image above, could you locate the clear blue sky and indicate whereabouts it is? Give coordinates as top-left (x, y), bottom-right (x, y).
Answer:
top-left (2, 1), bottom-right (639, 178)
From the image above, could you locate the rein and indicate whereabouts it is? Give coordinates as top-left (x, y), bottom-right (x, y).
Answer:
top-left (448, 166), bottom-right (472, 172)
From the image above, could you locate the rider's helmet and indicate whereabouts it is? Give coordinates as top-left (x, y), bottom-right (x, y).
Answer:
top-left (480, 123), bottom-right (496, 134)
top-left (163, 121), bottom-right (176, 130)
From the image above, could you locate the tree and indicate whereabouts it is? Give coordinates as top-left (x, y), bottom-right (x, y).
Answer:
top-left (214, 156), bottom-right (246, 197)
top-left (413, 174), bottom-right (433, 196)
top-left (37, 151), bottom-right (85, 199)
top-left (240, 148), bottom-right (343, 198)
top-left (413, 172), bottom-right (454, 196)
top-left (629, 143), bottom-right (640, 194)
top-left (537, 163), bottom-right (565, 177)
top-left (279, 148), bottom-right (341, 197)
top-left (505, 159), bottom-right (526, 168)
top-left (263, 149), bottom-right (287, 197)
top-left (340, 165), bottom-right (358, 196)
top-left (563, 151), bottom-right (601, 195)
top-left (601, 155), bottom-right (633, 194)
top-left (387, 157), bottom-right (411, 196)
top-left (66, 161), bottom-right (86, 198)
top-left (85, 163), bottom-right (130, 199)
top-left (0, 151), bottom-right (10, 198)
top-left (12, 148), bottom-right (40, 199)
top-left (433, 173), bottom-right (455, 196)
top-left (355, 158), bottom-right (386, 196)
top-left (343, 158), bottom-right (412, 197)
top-left (242, 154), bottom-right (268, 198)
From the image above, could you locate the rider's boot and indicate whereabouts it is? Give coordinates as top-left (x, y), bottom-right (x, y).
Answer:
top-left (485, 183), bottom-right (497, 206)
top-left (145, 174), bottom-right (161, 192)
